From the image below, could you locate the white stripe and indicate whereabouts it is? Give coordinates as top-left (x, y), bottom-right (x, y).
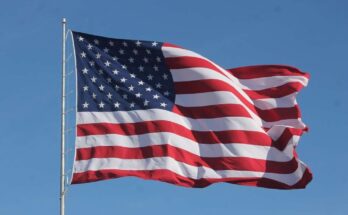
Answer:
top-left (267, 126), bottom-right (287, 140)
top-left (176, 91), bottom-right (241, 106)
top-left (263, 119), bottom-right (306, 129)
top-left (171, 68), bottom-right (307, 91)
top-left (76, 110), bottom-right (265, 132)
top-left (171, 67), bottom-right (233, 84)
top-left (73, 156), bottom-right (307, 186)
top-left (239, 75), bottom-right (308, 90)
top-left (252, 93), bottom-right (298, 110)
top-left (76, 132), bottom-right (294, 162)
top-left (162, 46), bottom-right (203, 58)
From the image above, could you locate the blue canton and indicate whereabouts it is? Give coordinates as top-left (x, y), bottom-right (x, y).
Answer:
top-left (73, 31), bottom-right (175, 112)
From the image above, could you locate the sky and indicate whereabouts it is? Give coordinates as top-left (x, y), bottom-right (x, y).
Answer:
top-left (1, 0), bottom-right (347, 214)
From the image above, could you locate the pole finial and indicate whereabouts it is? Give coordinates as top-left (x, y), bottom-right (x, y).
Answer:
top-left (62, 18), bottom-right (67, 23)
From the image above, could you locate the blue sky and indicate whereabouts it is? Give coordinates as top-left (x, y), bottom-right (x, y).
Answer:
top-left (1, 0), bottom-right (347, 214)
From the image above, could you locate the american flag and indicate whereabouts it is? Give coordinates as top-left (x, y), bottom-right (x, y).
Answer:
top-left (71, 31), bottom-right (312, 189)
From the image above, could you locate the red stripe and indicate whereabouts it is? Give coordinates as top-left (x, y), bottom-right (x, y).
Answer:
top-left (173, 104), bottom-right (252, 119)
top-left (166, 56), bottom-right (218, 70)
top-left (76, 145), bottom-right (299, 174)
top-left (273, 127), bottom-right (306, 150)
top-left (243, 82), bottom-right (305, 99)
top-left (175, 79), bottom-right (304, 100)
top-left (233, 167), bottom-right (313, 189)
top-left (227, 65), bottom-right (310, 79)
top-left (71, 167), bottom-right (312, 189)
top-left (77, 121), bottom-right (272, 146)
top-left (256, 105), bottom-right (301, 122)
top-left (163, 42), bottom-right (182, 48)
top-left (184, 105), bottom-right (297, 128)
top-left (175, 79), bottom-right (231, 94)
top-left (174, 79), bottom-right (259, 115)
top-left (176, 100), bottom-right (301, 122)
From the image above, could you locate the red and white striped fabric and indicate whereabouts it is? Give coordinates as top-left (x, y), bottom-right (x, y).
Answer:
top-left (72, 41), bottom-right (312, 189)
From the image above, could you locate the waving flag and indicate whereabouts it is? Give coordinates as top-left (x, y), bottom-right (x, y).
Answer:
top-left (71, 31), bottom-right (312, 189)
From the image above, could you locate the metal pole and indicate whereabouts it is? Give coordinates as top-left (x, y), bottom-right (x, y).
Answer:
top-left (60, 17), bottom-right (67, 215)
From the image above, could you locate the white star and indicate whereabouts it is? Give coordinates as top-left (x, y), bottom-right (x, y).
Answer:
top-left (114, 102), bottom-right (120, 108)
top-left (120, 77), bottom-right (127, 83)
top-left (119, 49), bottom-right (125, 55)
top-left (94, 39), bottom-right (99, 44)
top-left (152, 41), bottom-right (158, 46)
top-left (78, 36), bottom-right (84, 42)
top-left (164, 91), bottom-right (170, 96)
top-left (156, 83), bottom-right (162, 88)
top-left (122, 65), bottom-right (127, 70)
top-left (103, 47), bottom-right (109, 53)
top-left (133, 49), bottom-right (138, 55)
top-left (128, 57), bottom-right (134, 63)
top-left (107, 78), bottom-right (112, 83)
top-left (83, 86), bottom-right (89, 91)
top-left (98, 69), bottom-right (104, 75)
top-left (82, 102), bottom-right (89, 108)
top-left (130, 73), bottom-right (136, 78)
top-left (89, 61), bottom-right (95, 66)
top-left (156, 56), bottom-right (161, 62)
top-left (153, 94), bottom-right (159, 99)
top-left (81, 52), bottom-right (86, 58)
top-left (128, 85), bottom-right (134, 91)
top-left (145, 87), bottom-right (152, 92)
top-left (109, 41), bottom-right (114, 46)
top-left (112, 56), bottom-right (119, 61)
top-left (112, 69), bottom-right (119, 75)
top-left (91, 76), bottom-right (97, 83)
top-left (143, 57), bottom-right (149, 63)
top-left (82, 68), bottom-right (88, 74)
top-left (122, 41), bottom-right (128, 47)
top-left (138, 65), bottom-right (144, 72)
top-left (105, 61), bottom-right (111, 67)
top-left (107, 92), bottom-right (112, 99)
top-left (130, 102), bottom-right (135, 108)
top-left (123, 94), bottom-right (128, 99)
top-left (153, 65), bottom-right (159, 71)
top-left (146, 49), bottom-right (151, 54)
top-left (138, 80), bottom-right (144, 85)
top-left (92, 93), bottom-right (97, 99)
top-left (99, 84), bottom-right (105, 91)
top-left (160, 102), bottom-right (167, 108)
top-left (135, 92), bottom-right (142, 98)
top-left (115, 85), bottom-right (120, 90)
top-left (147, 74), bottom-right (153, 80)
top-left (87, 44), bottom-right (93, 50)
top-left (162, 74), bottom-right (168, 80)
top-left (135, 40), bottom-right (141, 46)
top-left (96, 53), bottom-right (101, 59)
top-left (99, 101), bottom-right (105, 108)
top-left (144, 99), bottom-right (149, 106)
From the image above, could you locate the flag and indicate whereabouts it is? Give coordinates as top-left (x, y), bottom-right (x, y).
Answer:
top-left (71, 31), bottom-right (312, 189)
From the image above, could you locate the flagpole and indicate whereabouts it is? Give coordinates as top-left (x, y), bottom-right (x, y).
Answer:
top-left (60, 17), bottom-right (67, 215)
